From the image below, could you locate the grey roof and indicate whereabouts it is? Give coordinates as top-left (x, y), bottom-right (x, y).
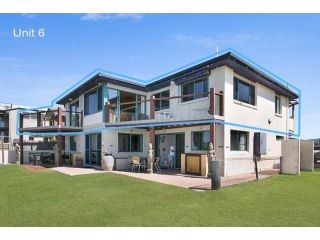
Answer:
top-left (57, 52), bottom-right (299, 105)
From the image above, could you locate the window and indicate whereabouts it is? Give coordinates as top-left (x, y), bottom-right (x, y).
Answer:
top-left (276, 135), bottom-right (284, 141)
top-left (191, 131), bottom-right (210, 150)
top-left (84, 86), bottom-right (102, 115)
top-left (181, 78), bottom-right (208, 103)
top-left (70, 136), bottom-right (77, 151)
top-left (118, 133), bottom-right (143, 152)
top-left (155, 90), bottom-right (170, 111)
top-left (234, 77), bottom-right (255, 105)
top-left (231, 130), bottom-right (248, 151)
top-left (275, 95), bottom-right (281, 114)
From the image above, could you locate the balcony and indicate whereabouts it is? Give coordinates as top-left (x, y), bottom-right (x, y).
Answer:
top-left (105, 88), bottom-right (224, 127)
top-left (19, 108), bottom-right (83, 133)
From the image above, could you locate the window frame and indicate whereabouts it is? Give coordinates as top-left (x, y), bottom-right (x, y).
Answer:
top-left (118, 133), bottom-right (143, 152)
top-left (230, 130), bottom-right (249, 151)
top-left (84, 86), bottom-right (102, 116)
top-left (181, 77), bottom-right (208, 103)
top-left (191, 130), bottom-right (210, 151)
top-left (275, 95), bottom-right (282, 115)
top-left (233, 77), bottom-right (256, 106)
top-left (70, 136), bottom-right (77, 151)
top-left (154, 90), bottom-right (170, 111)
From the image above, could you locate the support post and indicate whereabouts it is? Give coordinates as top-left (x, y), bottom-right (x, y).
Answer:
top-left (211, 160), bottom-right (221, 190)
top-left (57, 135), bottom-right (62, 166)
top-left (150, 95), bottom-right (155, 119)
top-left (254, 157), bottom-right (259, 180)
top-left (19, 113), bottom-right (24, 165)
top-left (57, 107), bottom-right (62, 127)
top-left (105, 102), bottom-right (110, 123)
top-left (37, 110), bottom-right (41, 127)
top-left (210, 123), bottom-right (216, 150)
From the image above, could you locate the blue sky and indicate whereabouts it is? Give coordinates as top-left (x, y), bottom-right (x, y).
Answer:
top-left (0, 14), bottom-right (319, 139)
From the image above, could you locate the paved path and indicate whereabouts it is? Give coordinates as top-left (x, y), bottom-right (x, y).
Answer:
top-left (114, 171), bottom-right (211, 191)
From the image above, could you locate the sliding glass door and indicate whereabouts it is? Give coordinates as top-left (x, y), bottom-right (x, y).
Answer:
top-left (85, 133), bottom-right (101, 167)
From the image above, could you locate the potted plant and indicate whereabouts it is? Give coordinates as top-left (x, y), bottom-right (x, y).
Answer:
top-left (101, 151), bottom-right (114, 171)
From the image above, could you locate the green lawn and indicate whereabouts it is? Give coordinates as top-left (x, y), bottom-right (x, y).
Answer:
top-left (0, 165), bottom-right (320, 226)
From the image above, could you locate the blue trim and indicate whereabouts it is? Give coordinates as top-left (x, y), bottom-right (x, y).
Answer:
top-left (16, 48), bottom-right (301, 138)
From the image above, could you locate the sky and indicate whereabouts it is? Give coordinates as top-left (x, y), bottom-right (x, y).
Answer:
top-left (0, 14), bottom-right (319, 139)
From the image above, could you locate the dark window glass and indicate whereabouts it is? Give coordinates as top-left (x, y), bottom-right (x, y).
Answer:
top-left (155, 90), bottom-right (170, 111)
top-left (118, 134), bottom-right (130, 152)
top-left (275, 95), bottom-right (281, 114)
top-left (230, 130), bottom-right (248, 151)
top-left (155, 93), bottom-right (161, 111)
top-left (118, 133), bottom-right (143, 152)
top-left (131, 134), bottom-right (142, 152)
top-left (191, 131), bottom-right (210, 150)
top-left (233, 77), bottom-right (255, 106)
top-left (70, 136), bottom-right (76, 151)
top-left (84, 86), bottom-right (102, 115)
top-left (181, 78), bottom-right (208, 103)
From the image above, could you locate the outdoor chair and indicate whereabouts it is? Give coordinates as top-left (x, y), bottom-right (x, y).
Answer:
top-left (131, 157), bottom-right (141, 172)
top-left (62, 152), bottom-right (71, 166)
top-left (154, 157), bottom-right (161, 173)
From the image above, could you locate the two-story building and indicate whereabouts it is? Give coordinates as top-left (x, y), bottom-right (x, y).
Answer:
top-left (18, 51), bottom-right (299, 176)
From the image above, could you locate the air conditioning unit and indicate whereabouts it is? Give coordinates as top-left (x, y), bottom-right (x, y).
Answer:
top-left (254, 132), bottom-right (267, 155)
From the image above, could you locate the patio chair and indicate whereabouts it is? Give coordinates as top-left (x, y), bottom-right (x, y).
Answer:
top-left (154, 157), bottom-right (161, 173)
top-left (62, 152), bottom-right (71, 166)
top-left (131, 157), bottom-right (141, 172)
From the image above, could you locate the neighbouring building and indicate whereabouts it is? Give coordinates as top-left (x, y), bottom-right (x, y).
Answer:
top-left (17, 51), bottom-right (299, 176)
top-left (0, 102), bottom-right (44, 164)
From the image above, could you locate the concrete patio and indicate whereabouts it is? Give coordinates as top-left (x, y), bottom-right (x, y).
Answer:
top-left (52, 166), bottom-right (109, 176)
top-left (51, 166), bottom-right (279, 191)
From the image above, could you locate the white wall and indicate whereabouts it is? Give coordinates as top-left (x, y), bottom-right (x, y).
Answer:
top-left (300, 140), bottom-right (314, 171)
top-left (281, 139), bottom-right (300, 175)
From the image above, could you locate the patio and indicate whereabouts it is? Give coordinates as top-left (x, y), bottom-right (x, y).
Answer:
top-left (50, 166), bottom-right (279, 191)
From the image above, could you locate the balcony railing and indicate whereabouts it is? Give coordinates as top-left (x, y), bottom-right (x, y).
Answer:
top-left (105, 88), bottom-right (224, 123)
top-left (20, 108), bottom-right (83, 129)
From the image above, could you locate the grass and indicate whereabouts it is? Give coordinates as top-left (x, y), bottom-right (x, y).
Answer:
top-left (0, 165), bottom-right (320, 226)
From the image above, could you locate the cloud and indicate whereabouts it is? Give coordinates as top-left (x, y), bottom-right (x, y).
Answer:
top-left (21, 14), bottom-right (36, 19)
top-left (171, 32), bottom-right (296, 49)
top-left (81, 13), bottom-right (144, 21)
top-left (0, 57), bottom-right (34, 69)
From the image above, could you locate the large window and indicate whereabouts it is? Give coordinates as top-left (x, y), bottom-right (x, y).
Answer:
top-left (118, 133), bottom-right (143, 152)
top-left (231, 130), bottom-right (248, 151)
top-left (108, 88), bottom-right (147, 122)
top-left (70, 136), bottom-right (77, 151)
top-left (84, 86), bottom-right (102, 115)
top-left (275, 95), bottom-right (281, 114)
top-left (233, 77), bottom-right (255, 106)
top-left (181, 78), bottom-right (208, 103)
top-left (191, 131), bottom-right (210, 150)
top-left (155, 90), bottom-right (170, 111)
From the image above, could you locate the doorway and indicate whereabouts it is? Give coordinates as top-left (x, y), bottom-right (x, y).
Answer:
top-left (155, 133), bottom-right (185, 168)
top-left (85, 133), bottom-right (101, 167)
